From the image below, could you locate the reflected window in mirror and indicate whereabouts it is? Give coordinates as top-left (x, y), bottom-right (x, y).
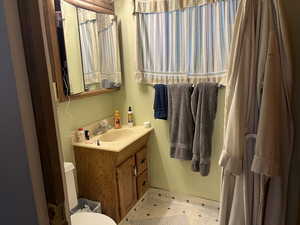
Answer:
top-left (56, 0), bottom-right (121, 96)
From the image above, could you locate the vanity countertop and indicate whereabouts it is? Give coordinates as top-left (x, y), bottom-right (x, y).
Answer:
top-left (73, 125), bottom-right (154, 152)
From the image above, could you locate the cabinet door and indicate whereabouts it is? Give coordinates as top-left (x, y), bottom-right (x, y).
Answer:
top-left (117, 156), bottom-right (137, 218)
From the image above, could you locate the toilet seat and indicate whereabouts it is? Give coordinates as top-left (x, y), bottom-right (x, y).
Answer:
top-left (71, 212), bottom-right (117, 225)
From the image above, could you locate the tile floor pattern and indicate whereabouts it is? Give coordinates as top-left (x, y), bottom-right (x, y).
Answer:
top-left (119, 188), bottom-right (220, 225)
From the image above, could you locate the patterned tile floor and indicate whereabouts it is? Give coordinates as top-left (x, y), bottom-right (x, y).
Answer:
top-left (119, 188), bottom-right (220, 225)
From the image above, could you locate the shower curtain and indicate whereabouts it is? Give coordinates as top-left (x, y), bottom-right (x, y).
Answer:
top-left (218, 0), bottom-right (294, 224)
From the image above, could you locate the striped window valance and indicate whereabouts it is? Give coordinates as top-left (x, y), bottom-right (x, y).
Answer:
top-left (135, 0), bottom-right (222, 13)
top-left (136, 0), bottom-right (239, 85)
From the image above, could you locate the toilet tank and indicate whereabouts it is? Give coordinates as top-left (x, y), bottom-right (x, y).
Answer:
top-left (64, 162), bottom-right (78, 210)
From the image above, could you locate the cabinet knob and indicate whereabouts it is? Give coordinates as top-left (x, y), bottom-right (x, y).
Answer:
top-left (133, 166), bottom-right (137, 176)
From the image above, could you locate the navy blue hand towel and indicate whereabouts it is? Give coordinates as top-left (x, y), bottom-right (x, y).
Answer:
top-left (153, 84), bottom-right (168, 120)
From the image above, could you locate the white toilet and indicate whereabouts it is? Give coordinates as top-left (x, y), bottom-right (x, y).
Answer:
top-left (64, 162), bottom-right (117, 225)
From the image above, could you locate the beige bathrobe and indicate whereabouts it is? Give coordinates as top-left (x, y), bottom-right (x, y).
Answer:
top-left (219, 0), bottom-right (294, 224)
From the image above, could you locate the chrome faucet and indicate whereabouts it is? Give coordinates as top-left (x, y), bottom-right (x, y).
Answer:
top-left (93, 120), bottom-right (110, 136)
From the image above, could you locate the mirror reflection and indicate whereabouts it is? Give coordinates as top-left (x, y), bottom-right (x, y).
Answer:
top-left (58, 0), bottom-right (122, 95)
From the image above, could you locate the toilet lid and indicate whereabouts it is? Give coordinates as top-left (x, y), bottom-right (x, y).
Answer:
top-left (71, 212), bottom-right (117, 225)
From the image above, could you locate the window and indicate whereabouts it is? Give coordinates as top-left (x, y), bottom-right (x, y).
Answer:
top-left (136, 0), bottom-right (239, 84)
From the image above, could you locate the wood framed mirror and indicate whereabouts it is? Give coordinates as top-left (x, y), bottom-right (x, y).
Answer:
top-left (45, 0), bottom-right (121, 102)
top-left (63, 0), bottom-right (114, 14)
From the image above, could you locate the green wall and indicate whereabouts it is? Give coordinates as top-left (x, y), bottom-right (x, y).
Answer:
top-left (113, 0), bottom-right (223, 201)
top-left (57, 95), bottom-right (115, 162)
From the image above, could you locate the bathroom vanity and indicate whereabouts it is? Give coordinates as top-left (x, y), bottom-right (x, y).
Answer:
top-left (73, 126), bottom-right (153, 222)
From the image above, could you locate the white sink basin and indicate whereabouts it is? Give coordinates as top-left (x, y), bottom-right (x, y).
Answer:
top-left (98, 128), bottom-right (135, 142)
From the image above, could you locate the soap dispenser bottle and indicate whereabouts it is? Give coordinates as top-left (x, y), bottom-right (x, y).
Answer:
top-left (114, 110), bottom-right (121, 129)
top-left (128, 106), bottom-right (134, 127)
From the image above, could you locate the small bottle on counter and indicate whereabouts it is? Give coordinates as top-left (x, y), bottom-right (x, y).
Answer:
top-left (114, 110), bottom-right (121, 129)
top-left (128, 106), bottom-right (134, 127)
top-left (84, 130), bottom-right (90, 140)
top-left (76, 128), bottom-right (85, 142)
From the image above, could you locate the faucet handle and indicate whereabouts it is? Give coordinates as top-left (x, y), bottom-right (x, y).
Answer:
top-left (100, 119), bottom-right (109, 128)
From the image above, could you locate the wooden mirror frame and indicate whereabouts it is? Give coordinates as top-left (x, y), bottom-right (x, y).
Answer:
top-left (44, 0), bottom-right (119, 102)
top-left (64, 0), bottom-right (114, 14)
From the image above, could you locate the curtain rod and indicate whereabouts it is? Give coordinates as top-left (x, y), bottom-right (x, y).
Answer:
top-left (147, 83), bottom-right (226, 88)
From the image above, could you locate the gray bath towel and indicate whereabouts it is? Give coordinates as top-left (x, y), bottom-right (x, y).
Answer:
top-left (168, 84), bottom-right (194, 160)
top-left (191, 83), bottom-right (219, 176)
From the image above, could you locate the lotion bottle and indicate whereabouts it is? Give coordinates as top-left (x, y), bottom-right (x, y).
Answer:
top-left (114, 110), bottom-right (121, 129)
top-left (128, 106), bottom-right (134, 127)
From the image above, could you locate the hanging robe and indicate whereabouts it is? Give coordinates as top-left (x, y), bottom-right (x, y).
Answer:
top-left (218, 0), bottom-right (294, 224)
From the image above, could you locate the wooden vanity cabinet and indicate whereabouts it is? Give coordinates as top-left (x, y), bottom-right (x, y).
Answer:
top-left (73, 133), bottom-right (150, 223)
